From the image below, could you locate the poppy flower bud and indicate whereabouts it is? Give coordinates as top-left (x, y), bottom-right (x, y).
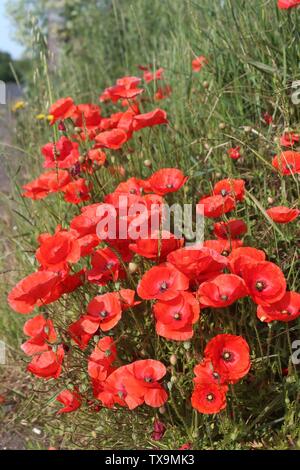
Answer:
top-left (58, 121), bottom-right (66, 132)
top-left (267, 197), bottom-right (274, 204)
top-left (128, 262), bottom-right (138, 273)
top-left (219, 122), bottom-right (226, 130)
top-left (74, 127), bottom-right (82, 133)
top-left (159, 406), bottom-right (166, 414)
top-left (78, 155), bottom-right (85, 164)
top-left (170, 354), bottom-right (177, 365)
top-left (144, 159), bottom-right (152, 168)
top-left (203, 81), bottom-right (209, 89)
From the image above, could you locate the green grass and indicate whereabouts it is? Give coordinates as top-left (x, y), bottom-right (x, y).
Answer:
top-left (0, 0), bottom-right (300, 450)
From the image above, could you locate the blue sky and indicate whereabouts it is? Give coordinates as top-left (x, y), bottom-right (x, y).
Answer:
top-left (0, 1), bottom-right (24, 59)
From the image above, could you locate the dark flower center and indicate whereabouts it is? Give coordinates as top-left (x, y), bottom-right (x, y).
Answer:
top-left (222, 350), bottom-right (233, 362)
top-left (220, 189), bottom-right (228, 196)
top-left (99, 310), bottom-right (108, 318)
top-left (281, 309), bottom-right (291, 315)
top-left (173, 312), bottom-right (182, 320)
top-left (221, 250), bottom-right (229, 256)
top-left (159, 281), bottom-right (168, 292)
top-left (286, 163), bottom-right (294, 170)
top-left (144, 376), bottom-right (153, 383)
top-left (220, 294), bottom-right (228, 301)
top-left (206, 393), bottom-right (215, 402)
top-left (106, 261), bottom-right (115, 269)
top-left (212, 371), bottom-right (220, 380)
top-left (166, 183), bottom-right (173, 189)
top-left (255, 281), bottom-right (266, 291)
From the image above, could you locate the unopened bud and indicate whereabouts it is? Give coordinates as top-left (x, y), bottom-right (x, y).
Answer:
top-left (128, 262), bottom-right (138, 273)
top-left (144, 159), bottom-right (152, 168)
top-left (170, 354), bottom-right (177, 366)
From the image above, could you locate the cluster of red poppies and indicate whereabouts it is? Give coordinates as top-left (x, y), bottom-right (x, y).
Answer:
top-left (7, 55), bottom-right (300, 420)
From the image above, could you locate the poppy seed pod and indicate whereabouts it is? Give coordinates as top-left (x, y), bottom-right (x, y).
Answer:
top-left (144, 159), bottom-right (152, 168)
top-left (203, 81), bottom-right (209, 89)
top-left (128, 262), bottom-right (138, 273)
top-left (219, 122), bottom-right (226, 130)
top-left (170, 354), bottom-right (177, 365)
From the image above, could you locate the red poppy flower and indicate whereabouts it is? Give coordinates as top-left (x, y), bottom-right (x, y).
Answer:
top-left (272, 151), bottom-right (300, 175)
top-left (198, 195), bottom-right (235, 218)
top-left (36, 227), bottom-right (81, 271)
top-left (8, 270), bottom-right (62, 314)
top-left (62, 178), bottom-right (92, 204)
top-left (68, 316), bottom-right (94, 350)
top-left (213, 178), bottom-right (245, 202)
top-left (192, 55), bottom-right (208, 72)
top-left (143, 67), bottom-right (164, 83)
top-left (203, 239), bottom-right (243, 257)
top-left (99, 111), bottom-right (123, 130)
top-left (213, 219), bottom-right (247, 239)
top-left (99, 76), bottom-right (144, 102)
top-left (84, 292), bottom-right (122, 332)
top-left (137, 263), bottom-right (189, 300)
top-left (278, 0), bottom-right (300, 9)
top-left (87, 247), bottom-right (124, 285)
top-left (204, 334), bottom-right (251, 383)
top-left (124, 359), bottom-right (168, 408)
top-left (88, 337), bottom-right (117, 380)
top-left (241, 261), bottom-right (286, 306)
top-left (97, 359), bottom-right (168, 410)
top-left (42, 137), bottom-right (80, 169)
top-left (95, 366), bottom-right (139, 409)
top-left (228, 246), bottom-right (266, 276)
top-left (133, 108), bottom-right (168, 131)
top-left (198, 274), bottom-right (247, 308)
top-left (22, 170), bottom-right (71, 200)
top-left (73, 103), bottom-right (101, 129)
top-left (280, 132), bottom-right (300, 147)
top-left (114, 177), bottom-right (146, 196)
top-left (191, 382), bottom-right (227, 414)
top-left (95, 128), bottom-right (128, 150)
top-left (154, 85), bottom-right (172, 101)
top-left (193, 358), bottom-right (228, 390)
top-left (21, 315), bottom-right (57, 356)
top-left (27, 345), bottom-right (64, 379)
top-left (257, 291), bottom-right (300, 323)
top-left (167, 246), bottom-right (228, 283)
top-left (49, 97), bottom-right (76, 124)
top-left (87, 148), bottom-right (106, 166)
top-left (266, 206), bottom-right (300, 223)
top-left (153, 291), bottom-right (200, 341)
top-left (129, 230), bottom-right (183, 261)
top-left (227, 146), bottom-right (241, 160)
top-left (56, 389), bottom-right (82, 414)
top-left (116, 288), bottom-right (141, 310)
top-left (147, 168), bottom-right (188, 196)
